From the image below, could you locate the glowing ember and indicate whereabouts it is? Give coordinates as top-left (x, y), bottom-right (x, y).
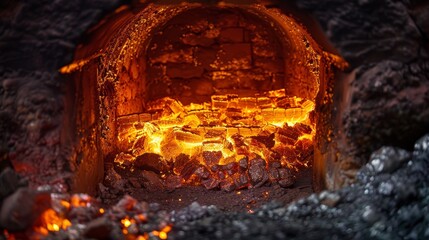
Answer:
top-left (34, 209), bottom-right (71, 235)
top-left (30, 194), bottom-right (172, 239)
top-left (115, 89), bottom-right (315, 188)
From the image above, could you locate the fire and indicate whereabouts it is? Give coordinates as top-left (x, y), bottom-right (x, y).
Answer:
top-left (34, 209), bottom-right (71, 235)
top-left (116, 89), bottom-right (315, 187)
top-left (31, 194), bottom-right (172, 239)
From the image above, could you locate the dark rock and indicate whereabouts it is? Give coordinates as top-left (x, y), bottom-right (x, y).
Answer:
top-left (174, 154), bottom-right (191, 174)
top-left (278, 168), bottom-right (295, 188)
top-left (180, 159), bottom-right (200, 181)
top-left (248, 158), bottom-right (268, 187)
top-left (164, 175), bottom-right (183, 190)
top-left (319, 191), bottom-right (341, 207)
top-left (141, 170), bottom-right (164, 190)
top-left (268, 168), bottom-right (280, 181)
top-left (0, 188), bottom-right (50, 231)
top-left (115, 195), bottom-right (138, 211)
top-left (203, 151), bottom-right (222, 166)
top-left (239, 157), bottom-right (248, 170)
top-left (296, 0), bottom-right (422, 66)
top-left (217, 171), bottom-right (226, 180)
top-left (220, 178), bottom-right (236, 192)
top-left (202, 177), bottom-right (220, 190)
top-left (194, 165), bottom-right (210, 180)
top-left (0, 167), bottom-right (22, 201)
top-left (413, 134), bottom-right (429, 158)
top-left (221, 162), bottom-right (238, 175)
top-left (269, 160), bottom-right (281, 169)
top-left (278, 178), bottom-right (294, 188)
top-left (252, 133), bottom-right (275, 149)
top-left (362, 205), bottom-right (381, 224)
top-left (365, 147), bottom-right (411, 174)
top-left (278, 126), bottom-right (300, 141)
top-left (128, 178), bottom-right (142, 188)
top-left (294, 123), bottom-right (313, 135)
top-left (233, 173), bottom-right (249, 189)
top-left (83, 217), bottom-right (113, 239)
top-left (134, 153), bottom-right (168, 174)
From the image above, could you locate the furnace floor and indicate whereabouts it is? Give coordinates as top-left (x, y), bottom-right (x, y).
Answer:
top-left (102, 168), bottom-right (313, 212)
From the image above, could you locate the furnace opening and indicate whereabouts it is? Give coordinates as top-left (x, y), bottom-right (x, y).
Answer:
top-left (62, 2), bottom-right (346, 209)
top-left (112, 7), bottom-right (315, 191)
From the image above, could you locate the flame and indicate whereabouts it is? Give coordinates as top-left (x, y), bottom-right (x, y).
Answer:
top-left (34, 209), bottom-right (71, 235)
top-left (116, 89), bottom-right (315, 183)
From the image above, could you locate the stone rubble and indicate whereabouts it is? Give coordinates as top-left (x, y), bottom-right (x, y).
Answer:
top-left (1, 134), bottom-right (428, 239)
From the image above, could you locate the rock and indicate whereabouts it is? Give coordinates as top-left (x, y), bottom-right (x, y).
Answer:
top-left (115, 195), bottom-right (138, 211)
top-left (366, 147), bottom-right (411, 174)
top-left (0, 188), bottom-right (50, 231)
top-left (220, 178), bottom-right (236, 192)
top-left (203, 151), bottom-right (222, 166)
top-left (248, 158), bottom-right (268, 187)
top-left (268, 168), bottom-right (280, 181)
top-left (202, 177), bottom-right (220, 190)
top-left (141, 170), bottom-right (164, 190)
top-left (239, 157), bottom-right (248, 171)
top-left (362, 205), bottom-right (381, 224)
top-left (195, 165), bottom-right (210, 180)
top-left (134, 153), bottom-right (169, 174)
top-left (319, 191), bottom-right (341, 207)
top-left (164, 175), bottom-right (183, 190)
top-left (221, 162), bottom-right (238, 176)
top-left (278, 168), bottom-right (295, 188)
top-left (278, 178), bottom-right (294, 188)
top-left (0, 167), bottom-right (22, 201)
top-left (413, 134), bottom-right (429, 158)
top-left (251, 133), bottom-right (275, 149)
top-left (180, 159), bottom-right (200, 181)
top-left (233, 173), bottom-right (249, 189)
top-left (128, 178), bottom-right (142, 188)
top-left (83, 217), bottom-right (113, 239)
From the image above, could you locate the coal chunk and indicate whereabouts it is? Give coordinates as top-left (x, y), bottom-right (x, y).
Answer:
top-left (0, 188), bottom-right (51, 231)
top-left (141, 170), bottom-right (164, 190)
top-left (220, 178), bottom-right (236, 192)
top-left (248, 157), bottom-right (268, 187)
top-left (83, 217), bottom-right (113, 239)
top-left (278, 168), bottom-right (295, 188)
top-left (202, 177), bottom-right (220, 190)
top-left (0, 167), bottom-right (22, 201)
top-left (134, 153), bottom-right (169, 173)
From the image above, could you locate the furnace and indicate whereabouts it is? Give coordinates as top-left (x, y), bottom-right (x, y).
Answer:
top-left (61, 2), bottom-right (346, 199)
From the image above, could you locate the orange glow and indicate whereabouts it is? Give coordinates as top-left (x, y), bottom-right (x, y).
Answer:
top-left (35, 209), bottom-right (71, 235)
top-left (99, 208), bottom-right (105, 214)
top-left (70, 194), bottom-right (91, 207)
top-left (135, 214), bottom-right (147, 222)
top-left (121, 218), bottom-right (133, 228)
top-left (159, 231), bottom-right (168, 240)
top-left (116, 89), bottom-right (315, 178)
